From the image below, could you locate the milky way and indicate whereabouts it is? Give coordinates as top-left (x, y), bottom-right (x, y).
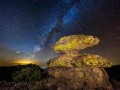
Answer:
top-left (0, 0), bottom-right (120, 66)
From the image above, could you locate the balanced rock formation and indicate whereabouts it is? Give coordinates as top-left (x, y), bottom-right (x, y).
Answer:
top-left (46, 35), bottom-right (113, 90)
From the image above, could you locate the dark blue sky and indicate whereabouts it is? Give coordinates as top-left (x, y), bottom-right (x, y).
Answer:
top-left (0, 0), bottom-right (120, 65)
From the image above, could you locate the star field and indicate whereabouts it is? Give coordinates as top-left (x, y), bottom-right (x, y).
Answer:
top-left (0, 0), bottom-right (120, 66)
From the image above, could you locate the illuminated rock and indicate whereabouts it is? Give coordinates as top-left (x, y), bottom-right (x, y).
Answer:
top-left (52, 35), bottom-right (100, 53)
top-left (46, 35), bottom-right (113, 90)
top-left (47, 54), bottom-right (112, 68)
top-left (47, 67), bottom-right (112, 89)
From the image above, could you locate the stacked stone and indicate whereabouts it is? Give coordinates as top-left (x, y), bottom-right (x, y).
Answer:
top-left (46, 35), bottom-right (113, 90)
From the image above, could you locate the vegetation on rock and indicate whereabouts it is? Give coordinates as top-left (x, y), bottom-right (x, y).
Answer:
top-left (46, 34), bottom-right (113, 90)
top-left (52, 35), bottom-right (100, 53)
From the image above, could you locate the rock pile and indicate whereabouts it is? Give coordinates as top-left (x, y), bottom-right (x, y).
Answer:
top-left (46, 35), bottom-right (113, 90)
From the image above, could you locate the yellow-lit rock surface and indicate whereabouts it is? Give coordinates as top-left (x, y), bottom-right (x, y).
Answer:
top-left (45, 35), bottom-right (113, 90)
top-left (52, 35), bottom-right (100, 53)
top-left (47, 54), bottom-right (112, 68)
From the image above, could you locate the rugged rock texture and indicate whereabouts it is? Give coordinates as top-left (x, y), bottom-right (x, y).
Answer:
top-left (46, 35), bottom-right (113, 90)
top-left (52, 35), bottom-right (100, 53)
top-left (48, 54), bottom-right (112, 68)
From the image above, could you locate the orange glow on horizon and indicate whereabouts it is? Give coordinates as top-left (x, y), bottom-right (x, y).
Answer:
top-left (13, 59), bottom-right (40, 65)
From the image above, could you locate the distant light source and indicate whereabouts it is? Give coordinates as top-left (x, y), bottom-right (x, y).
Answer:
top-left (13, 59), bottom-right (39, 65)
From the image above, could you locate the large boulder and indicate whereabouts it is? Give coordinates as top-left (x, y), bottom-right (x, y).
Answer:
top-left (46, 67), bottom-right (112, 90)
top-left (48, 54), bottom-right (112, 68)
top-left (46, 35), bottom-right (113, 90)
top-left (52, 35), bottom-right (100, 53)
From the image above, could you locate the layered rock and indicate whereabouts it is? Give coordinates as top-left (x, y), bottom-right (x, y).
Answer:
top-left (46, 35), bottom-right (113, 90)
top-left (47, 54), bottom-right (112, 68)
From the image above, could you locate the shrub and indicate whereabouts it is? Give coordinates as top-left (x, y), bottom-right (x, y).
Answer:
top-left (12, 64), bottom-right (41, 82)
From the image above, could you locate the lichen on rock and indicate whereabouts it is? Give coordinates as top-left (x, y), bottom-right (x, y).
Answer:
top-left (52, 35), bottom-right (100, 53)
top-left (48, 54), bottom-right (112, 68)
top-left (46, 35), bottom-right (113, 90)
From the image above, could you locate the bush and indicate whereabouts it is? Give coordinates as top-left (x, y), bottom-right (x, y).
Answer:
top-left (12, 64), bottom-right (41, 82)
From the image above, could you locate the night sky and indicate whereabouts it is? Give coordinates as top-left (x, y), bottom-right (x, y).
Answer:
top-left (0, 0), bottom-right (120, 66)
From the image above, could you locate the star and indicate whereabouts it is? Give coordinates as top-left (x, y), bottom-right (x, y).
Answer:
top-left (0, 0), bottom-right (119, 66)
top-left (16, 51), bottom-right (20, 54)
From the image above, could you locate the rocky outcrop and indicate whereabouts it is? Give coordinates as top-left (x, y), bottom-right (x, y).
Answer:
top-left (45, 35), bottom-right (113, 90)
top-left (52, 35), bottom-right (100, 53)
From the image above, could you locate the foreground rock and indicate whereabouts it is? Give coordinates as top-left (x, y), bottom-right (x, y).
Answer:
top-left (46, 35), bottom-right (112, 90)
top-left (52, 35), bottom-right (100, 53)
top-left (45, 35), bottom-right (113, 90)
